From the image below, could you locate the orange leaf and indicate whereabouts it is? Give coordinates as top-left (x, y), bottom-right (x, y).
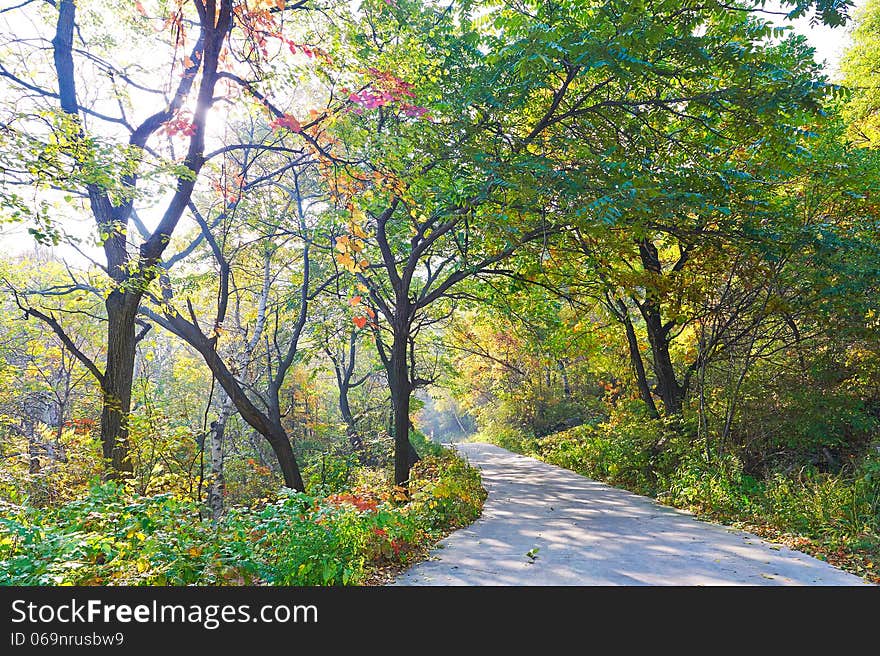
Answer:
top-left (353, 316), bottom-right (368, 329)
top-left (336, 253), bottom-right (356, 272)
top-left (349, 295), bottom-right (362, 306)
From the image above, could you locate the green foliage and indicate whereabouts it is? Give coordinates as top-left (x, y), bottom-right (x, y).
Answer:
top-left (0, 426), bottom-right (103, 507)
top-left (408, 450), bottom-right (486, 531)
top-left (1, 0), bottom-right (878, 585)
top-left (302, 450), bottom-right (360, 497)
top-left (0, 483), bottom-right (214, 585)
top-left (534, 413), bottom-right (669, 496)
top-left (0, 450), bottom-right (485, 586)
top-left (409, 428), bottom-right (442, 458)
top-left (841, 0), bottom-right (880, 147)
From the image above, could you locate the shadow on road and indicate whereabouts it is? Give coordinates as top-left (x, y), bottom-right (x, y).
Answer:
top-left (395, 443), bottom-right (868, 586)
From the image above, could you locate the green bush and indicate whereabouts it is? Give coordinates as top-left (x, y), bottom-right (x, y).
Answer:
top-left (0, 484), bottom-right (216, 585)
top-left (0, 450), bottom-right (486, 586)
top-left (302, 450), bottom-right (360, 496)
top-left (408, 450), bottom-right (486, 530)
top-left (410, 428), bottom-right (443, 458)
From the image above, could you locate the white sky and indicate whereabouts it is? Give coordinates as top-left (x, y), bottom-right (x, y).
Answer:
top-left (776, 1), bottom-right (862, 78)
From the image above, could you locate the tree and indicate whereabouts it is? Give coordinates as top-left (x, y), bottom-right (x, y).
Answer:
top-left (141, 157), bottom-right (333, 491)
top-left (0, 1), bottom-right (240, 475)
top-left (320, 0), bottom-right (843, 482)
top-left (842, 0), bottom-right (880, 147)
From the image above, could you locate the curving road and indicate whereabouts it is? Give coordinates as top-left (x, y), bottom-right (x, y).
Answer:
top-left (394, 442), bottom-right (868, 586)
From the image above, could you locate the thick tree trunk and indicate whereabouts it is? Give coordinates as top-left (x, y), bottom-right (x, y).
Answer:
top-left (267, 425), bottom-right (304, 491)
top-left (100, 292), bottom-right (137, 475)
top-left (636, 239), bottom-right (683, 415)
top-left (391, 325), bottom-right (412, 486)
top-left (640, 301), bottom-right (682, 415)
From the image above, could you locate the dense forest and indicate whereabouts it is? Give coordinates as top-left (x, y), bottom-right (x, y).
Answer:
top-left (1, 0), bottom-right (878, 585)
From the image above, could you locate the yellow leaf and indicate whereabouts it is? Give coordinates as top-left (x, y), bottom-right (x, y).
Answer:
top-left (336, 253), bottom-right (356, 272)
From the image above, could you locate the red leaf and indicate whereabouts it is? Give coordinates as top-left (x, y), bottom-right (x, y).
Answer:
top-left (269, 114), bottom-right (302, 132)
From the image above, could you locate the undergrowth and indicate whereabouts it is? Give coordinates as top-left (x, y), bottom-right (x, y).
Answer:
top-left (0, 450), bottom-right (486, 586)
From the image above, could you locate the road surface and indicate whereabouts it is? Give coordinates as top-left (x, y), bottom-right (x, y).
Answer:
top-left (394, 442), bottom-right (867, 585)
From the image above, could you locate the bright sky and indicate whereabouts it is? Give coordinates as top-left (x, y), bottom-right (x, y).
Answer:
top-left (776, 1), bottom-right (863, 78)
top-left (0, 1), bottom-right (866, 263)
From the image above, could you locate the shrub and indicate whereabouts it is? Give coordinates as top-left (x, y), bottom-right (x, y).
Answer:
top-left (408, 451), bottom-right (487, 530)
top-left (0, 448), bottom-right (486, 586)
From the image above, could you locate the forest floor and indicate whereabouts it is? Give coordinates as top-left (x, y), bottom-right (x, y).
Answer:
top-left (392, 443), bottom-right (869, 585)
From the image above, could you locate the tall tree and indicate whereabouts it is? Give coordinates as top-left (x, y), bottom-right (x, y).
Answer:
top-left (0, 1), bottom-right (238, 475)
top-left (321, 0), bottom-right (838, 483)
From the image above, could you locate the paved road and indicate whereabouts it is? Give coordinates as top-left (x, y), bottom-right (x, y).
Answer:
top-left (394, 442), bottom-right (868, 585)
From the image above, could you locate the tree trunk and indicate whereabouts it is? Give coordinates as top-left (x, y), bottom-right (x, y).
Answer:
top-left (619, 303), bottom-right (659, 418)
top-left (203, 348), bottom-right (305, 491)
top-left (391, 325), bottom-right (412, 486)
top-left (641, 301), bottom-right (682, 415)
top-left (636, 239), bottom-right (683, 415)
top-left (339, 387), bottom-right (368, 463)
top-left (266, 426), bottom-right (305, 491)
top-left (208, 396), bottom-right (234, 520)
top-left (100, 292), bottom-right (137, 475)
top-left (156, 312), bottom-right (307, 491)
